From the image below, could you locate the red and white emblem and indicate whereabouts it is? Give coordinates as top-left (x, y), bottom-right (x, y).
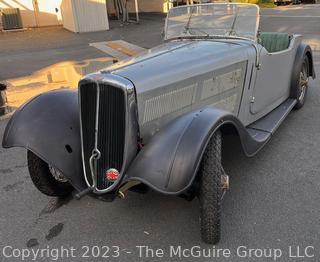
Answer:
top-left (105, 168), bottom-right (120, 182)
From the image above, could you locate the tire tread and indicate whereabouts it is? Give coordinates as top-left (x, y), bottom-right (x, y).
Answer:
top-left (199, 131), bottom-right (223, 244)
top-left (27, 151), bottom-right (73, 197)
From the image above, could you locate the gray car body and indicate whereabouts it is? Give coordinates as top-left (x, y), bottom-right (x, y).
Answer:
top-left (2, 28), bottom-right (315, 196)
top-left (106, 40), bottom-right (251, 141)
top-left (103, 34), bottom-right (314, 194)
top-left (106, 36), bottom-right (299, 134)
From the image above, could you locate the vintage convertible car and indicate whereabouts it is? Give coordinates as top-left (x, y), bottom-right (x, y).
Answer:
top-left (2, 3), bottom-right (316, 244)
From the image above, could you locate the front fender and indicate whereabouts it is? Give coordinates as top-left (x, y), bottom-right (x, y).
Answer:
top-left (2, 90), bottom-right (86, 191)
top-left (125, 107), bottom-right (270, 195)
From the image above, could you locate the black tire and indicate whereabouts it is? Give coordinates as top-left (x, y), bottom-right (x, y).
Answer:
top-left (198, 131), bottom-right (223, 244)
top-left (27, 151), bottom-right (73, 197)
top-left (294, 56), bottom-right (309, 110)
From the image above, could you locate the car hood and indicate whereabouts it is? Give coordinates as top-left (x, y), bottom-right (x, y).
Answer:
top-left (102, 39), bottom-right (253, 93)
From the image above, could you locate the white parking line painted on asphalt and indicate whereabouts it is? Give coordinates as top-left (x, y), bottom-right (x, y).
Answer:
top-left (261, 15), bottom-right (320, 18)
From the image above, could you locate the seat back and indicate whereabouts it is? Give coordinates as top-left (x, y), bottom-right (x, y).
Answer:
top-left (258, 32), bottom-right (290, 53)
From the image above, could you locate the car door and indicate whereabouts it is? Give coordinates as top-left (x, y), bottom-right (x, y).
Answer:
top-left (250, 45), bottom-right (296, 115)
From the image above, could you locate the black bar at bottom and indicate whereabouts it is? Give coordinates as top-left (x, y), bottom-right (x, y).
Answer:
top-left (74, 187), bottom-right (94, 200)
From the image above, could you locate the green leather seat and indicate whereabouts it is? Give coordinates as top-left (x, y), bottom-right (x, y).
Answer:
top-left (258, 32), bottom-right (290, 53)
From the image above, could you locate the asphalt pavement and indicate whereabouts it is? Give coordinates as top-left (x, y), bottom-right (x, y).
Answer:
top-left (0, 5), bottom-right (320, 262)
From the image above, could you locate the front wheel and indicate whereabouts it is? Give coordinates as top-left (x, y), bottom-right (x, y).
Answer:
top-left (27, 151), bottom-right (73, 197)
top-left (198, 131), bottom-right (225, 244)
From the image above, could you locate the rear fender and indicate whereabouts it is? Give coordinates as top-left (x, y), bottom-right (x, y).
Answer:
top-left (2, 90), bottom-right (86, 191)
top-left (125, 107), bottom-right (270, 195)
top-left (290, 44), bottom-right (316, 98)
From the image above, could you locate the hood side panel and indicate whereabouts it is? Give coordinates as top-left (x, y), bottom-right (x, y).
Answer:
top-left (111, 40), bottom-right (252, 141)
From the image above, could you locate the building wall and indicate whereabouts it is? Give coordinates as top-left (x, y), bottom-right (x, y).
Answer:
top-left (60, 0), bottom-right (76, 32)
top-left (61, 0), bottom-right (109, 33)
top-left (0, 0), bottom-right (62, 27)
top-left (107, 0), bottom-right (171, 15)
top-left (129, 0), bottom-right (168, 12)
top-left (35, 0), bottom-right (62, 26)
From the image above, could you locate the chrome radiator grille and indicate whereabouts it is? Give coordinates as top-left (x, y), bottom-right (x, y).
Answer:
top-left (79, 82), bottom-right (126, 190)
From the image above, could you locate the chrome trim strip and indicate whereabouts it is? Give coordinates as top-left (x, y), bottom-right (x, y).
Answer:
top-left (79, 79), bottom-right (94, 189)
top-left (89, 80), bottom-right (101, 190)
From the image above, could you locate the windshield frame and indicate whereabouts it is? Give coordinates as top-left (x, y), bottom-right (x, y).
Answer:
top-left (164, 3), bottom-right (260, 42)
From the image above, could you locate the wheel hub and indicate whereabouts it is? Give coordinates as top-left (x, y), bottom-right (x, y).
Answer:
top-left (298, 62), bottom-right (309, 102)
top-left (49, 165), bottom-right (68, 183)
top-left (221, 174), bottom-right (229, 200)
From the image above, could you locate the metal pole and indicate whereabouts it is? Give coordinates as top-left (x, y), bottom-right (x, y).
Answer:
top-left (32, 0), bottom-right (40, 27)
top-left (135, 0), bottom-right (139, 23)
top-left (113, 0), bottom-right (120, 19)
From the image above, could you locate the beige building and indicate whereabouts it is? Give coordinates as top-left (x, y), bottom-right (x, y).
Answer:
top-left (107, 0), bottom-right (178, 15)
top-left (0, 0), bottom-right (63, 28)
top-left (0, 0), bottom-right (181, 32)
top-left (0, 0), bottom-right (110, 32)
top-left (61, 0), bottom-right (109, 32)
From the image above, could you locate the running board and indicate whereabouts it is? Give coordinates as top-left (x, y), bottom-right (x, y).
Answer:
top-left (247, 99), bottom-right (297, 134)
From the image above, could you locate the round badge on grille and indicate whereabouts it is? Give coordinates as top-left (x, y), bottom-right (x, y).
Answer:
top-left (106, 168), bottom-right (120, 182)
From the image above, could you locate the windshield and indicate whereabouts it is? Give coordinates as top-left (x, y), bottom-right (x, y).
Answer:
top-left (165, 3), bottom-right (259, 41)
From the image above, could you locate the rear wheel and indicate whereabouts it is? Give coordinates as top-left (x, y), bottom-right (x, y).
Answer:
top-left (294, 56), bottom-right (309, 109)
top-left (198, 131), bottom-right (225, 244)
top-left (27, 151), bottom-right (73, 197)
